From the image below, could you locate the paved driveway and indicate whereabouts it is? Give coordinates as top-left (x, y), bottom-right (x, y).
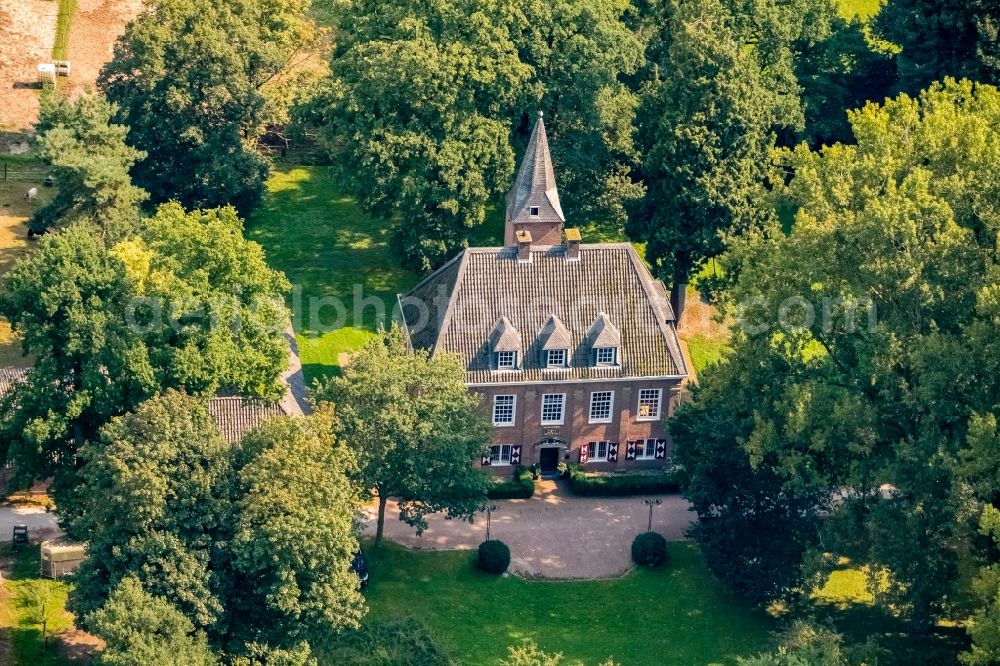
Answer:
top-left (361, 480), bottom-right (696, 579)
top-left (0, 504), bottom-right (63, 543)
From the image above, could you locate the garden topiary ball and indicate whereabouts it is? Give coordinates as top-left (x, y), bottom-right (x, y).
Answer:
top-left (631, 532), bottom-right (669, 567)
top-left (478, 539), bottom-right (511, 574)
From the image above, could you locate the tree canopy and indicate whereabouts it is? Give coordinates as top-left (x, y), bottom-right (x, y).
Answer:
top-left (876, 0), bottom-right (999, 95)
top-left (89, 577), bottom-right (217, 666)
top-left (0, 205), bottom-right (289, 499)
top-left (99, 0), bottom-right (315, 215)
top-left (299, 0), bottom-right (645, 271)
top-left (313, 325), bottom-right (491, 545)
top-left (31, 90), bottom-right (147, 237)
top-left (671, 79), bottom-right (1000, 637)
top-left (71, 392), bottom-right (365, 660)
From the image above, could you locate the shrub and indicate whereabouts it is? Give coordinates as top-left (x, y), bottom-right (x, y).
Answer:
top-left (317, 617), bottom-right (452, 665)
top-left (631, 532), bottom-right (669, 568)
top-left (487, 466), bottom-right (534, 500)
top-left (567, 465), bottom-right (679, 496)
top-left (478, 540), bottom-right (511, 574)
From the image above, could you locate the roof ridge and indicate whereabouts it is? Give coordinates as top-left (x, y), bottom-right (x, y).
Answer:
top-left (431, 249), bottom-right (472, 357)
top-left (624, 246), bottom-right (687, 376)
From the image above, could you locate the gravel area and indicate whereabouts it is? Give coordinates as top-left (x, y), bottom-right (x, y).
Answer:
top-left (362, 480), bottom-right (696, 579)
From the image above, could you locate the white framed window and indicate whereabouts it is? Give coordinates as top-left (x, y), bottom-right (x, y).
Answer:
top-left (496, 350), bottom-right (517, 369)
top-left (540, 393), bottom-right (565, 425)
top-left (529, 206), bottom-right (540, 216)
top-left (490, 444), bottom-right (513, 465)
top-left (637, 438), bottom-right (657, 460)
top-left (637, 389), bottom-right (662, 420)
top-left (595, 347), bottom-right (617, 365)
top-left (545, 349), bottom-right (567, 368)
top-left (493, 395), bottom-right (516, 426)
top-left (587, 440), bottom-right (609, 461)
top-left (589, 391), bottom-right (614, 423)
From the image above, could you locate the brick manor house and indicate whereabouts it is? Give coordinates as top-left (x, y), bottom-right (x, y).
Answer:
top-left (399, 113), bottom-right (688, 475)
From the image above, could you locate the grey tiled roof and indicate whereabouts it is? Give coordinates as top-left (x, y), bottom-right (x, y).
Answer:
top-left (0, 367), bottom-right (27, 396)
top-left (505, 114), bottom-right (564, 227)
top-left (399, 244), bottom-right (688, 384)
top-left (0, 369), bottom-right (284, 445)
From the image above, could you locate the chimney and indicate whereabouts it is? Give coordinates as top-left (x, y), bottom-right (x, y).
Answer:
top-left (516, 229), bottom-right (533, 263)
top-left (565, 227), bottom-right (581, 261)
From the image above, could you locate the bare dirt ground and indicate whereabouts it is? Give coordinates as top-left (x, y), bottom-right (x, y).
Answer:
top-left (0, 0), bottom-right (59, 132)
top-left (0, 0), bottom-right (144, 137)
top-left (60, 0), bottom-right (145, 99)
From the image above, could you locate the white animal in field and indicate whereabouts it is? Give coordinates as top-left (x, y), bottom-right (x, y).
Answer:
top-left (25, 187), bottom-right (37, 202)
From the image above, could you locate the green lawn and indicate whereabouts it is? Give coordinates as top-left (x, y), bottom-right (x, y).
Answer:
top-left (838, 0), bottom-right (883, 19)
top-left (685, 335), bottom-right (729, 376)
top-left (246, 164), bottom-right (420, 383)
top-left (360, 541), bottom-right (776, 666)
top-left (0, 544), bottom-right (75, 666)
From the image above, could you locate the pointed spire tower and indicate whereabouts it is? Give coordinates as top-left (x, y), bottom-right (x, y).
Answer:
top-left (504, 112), bottom-right (566, 247)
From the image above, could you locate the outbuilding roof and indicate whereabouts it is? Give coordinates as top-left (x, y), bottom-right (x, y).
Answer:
top-left (0, 368), bottom-right (285, 445)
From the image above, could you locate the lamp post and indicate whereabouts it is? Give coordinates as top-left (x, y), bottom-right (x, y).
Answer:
top-left (480, 503), bottom-right (500, 541)
top-left (641, 498), bottom-right (662, 533)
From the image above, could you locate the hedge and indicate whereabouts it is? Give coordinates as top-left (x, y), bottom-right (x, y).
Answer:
top-left (487, 466), bottom-right (535, 500)
top-left (567, 464), bottom-right (679, 496)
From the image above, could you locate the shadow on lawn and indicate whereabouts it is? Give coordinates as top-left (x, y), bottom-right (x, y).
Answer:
top-left (802, 598), bottom-right (968, 665)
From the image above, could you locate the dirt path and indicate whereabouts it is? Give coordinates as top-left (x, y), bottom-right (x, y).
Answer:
top-left (0, 0), bottom-right (59, 132)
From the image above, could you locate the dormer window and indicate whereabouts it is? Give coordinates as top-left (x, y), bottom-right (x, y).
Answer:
top-left (529, 206), bottom-right (540, 217)
top-left (595, 347), bottom-right (617, 366)
top-left (496, 350), bottom-right (517, 369)
top-left (545, 348), bottom-right (567, 368)
top-left (587, 312), bottom-right (622, 368)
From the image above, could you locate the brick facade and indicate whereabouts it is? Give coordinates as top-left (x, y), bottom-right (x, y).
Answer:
top-left (474, 378), bottom-right (683, 473)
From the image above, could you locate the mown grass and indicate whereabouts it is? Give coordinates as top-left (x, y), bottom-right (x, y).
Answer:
top-left (245, 164), bottom-right (420, 384)
top-left (838, 0), bottom-right (883, 19)
top-left (361, 540), bottom-right (776, 666)
top-left (52, 0), bottom-right (78, 61)
top-left (0, 544), bottom-right (74, 666)
top-left (685, 334), bottom-right (729, 375)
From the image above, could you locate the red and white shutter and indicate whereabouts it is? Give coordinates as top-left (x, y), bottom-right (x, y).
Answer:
top-left (654, 438), bottom-right (667, 460)
top-left (625, 440), bottom-right (637, 461)
top-left (510, 445), bottom-right (522, 465)
top-left (580, 443), bottom-right (591, 463)
top-left (608, 442), bottom-right (619, 463)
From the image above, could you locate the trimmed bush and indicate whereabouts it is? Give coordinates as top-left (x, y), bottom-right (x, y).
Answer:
top-left (632, 532), bottom-right (669, 567)
top-left (487, 466), bottom-right (535, 500)
top-left (567, 464), bottom-right (680, 496)
top-left (478, 539), bottom-right (511, 574)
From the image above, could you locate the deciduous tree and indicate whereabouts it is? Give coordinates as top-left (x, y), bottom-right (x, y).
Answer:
top-left (875, 0), bottom-right (999, 94)
top-left (69, 390), bottom-right (231, 629)
top-left (629, 0), bottom-right (782, 320)
top-left (0, 205), bottom-right (289, 501)
top-left (99, 0), bottom-right (315, 214)
top-left (89, 577), bottom-right (217, 666)
top-left (228, 413), bottom-right (365, 649)
top-left (671, 79), bottom-right (1000, 629)
top-left (313, 325), bottom-right (491, 545)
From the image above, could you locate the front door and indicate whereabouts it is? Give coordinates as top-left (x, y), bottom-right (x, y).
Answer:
top-left (539, 447), bottom-right (560, 472)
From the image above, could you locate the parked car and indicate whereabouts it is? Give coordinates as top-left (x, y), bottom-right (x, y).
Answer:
top-left (351, 549), bottom-right (369, 589)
